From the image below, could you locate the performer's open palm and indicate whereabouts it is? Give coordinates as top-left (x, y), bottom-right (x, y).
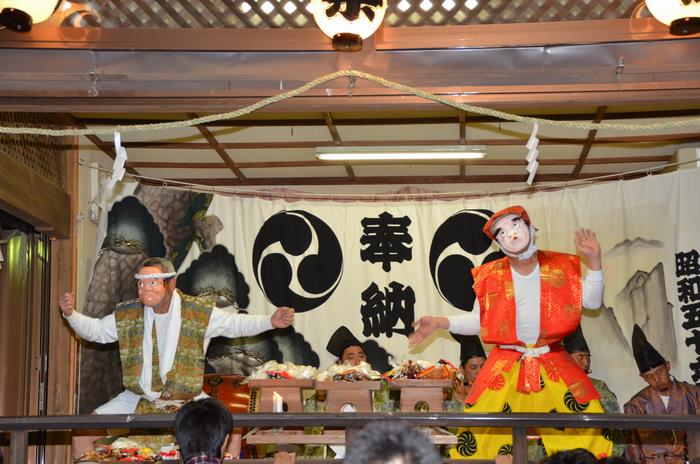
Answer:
top-left (409, 316), bottom-right (447, 346)
top-left (575, 228), bottom-right (601, 270)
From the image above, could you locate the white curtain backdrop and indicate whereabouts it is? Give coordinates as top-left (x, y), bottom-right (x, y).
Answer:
top-left (172, 168), bottom-right (700, 406)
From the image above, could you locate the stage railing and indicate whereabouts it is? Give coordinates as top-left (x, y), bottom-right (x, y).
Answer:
top-left (2, 412), bottom-right (700, 464)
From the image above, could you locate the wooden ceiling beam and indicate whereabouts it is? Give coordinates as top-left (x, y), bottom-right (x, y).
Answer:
top-left (323, 112), bottom-right (342, 145)
top-left (116, 133), bottom-right (700, 150)
top-left (70, 109), bottom-right (700, 128)
top-left (167, 172), bottom-right (645, 186)
top-left (322, 111), bottom-right (354, 177)
top-left (572, 106), bottom-right (606, 178)
top-left (6, 87), bottom-right (700, 112)
top-left (126, 155), bottom-right (671, 170)
top-left (459, 111), bottom-right (467, 177)
top-left (187, 112), bottom-right (245, 180)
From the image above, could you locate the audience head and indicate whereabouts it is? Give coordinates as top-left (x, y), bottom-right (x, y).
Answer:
top-left (344, 420), bottom-right (442, 464)
top-left (175, 398), bottom-right (232, 463)
top-left (598, 456), bottom-right (630, 464)
top-left (540, 448), bottom-right (599, 464)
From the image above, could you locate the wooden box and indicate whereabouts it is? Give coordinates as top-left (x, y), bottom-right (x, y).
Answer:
top-left (314, 380), bottom-right (381, 412)
top-left (388, 378), bottom-right (452, 412)
top-left (248, 379), bottom-right (315, 413)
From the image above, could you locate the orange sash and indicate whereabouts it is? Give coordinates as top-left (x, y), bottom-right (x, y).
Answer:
top-left (465, 250), bottom-right (599, 404)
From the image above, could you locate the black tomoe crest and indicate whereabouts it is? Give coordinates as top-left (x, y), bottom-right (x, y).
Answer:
top-left (429, 209), bottom-right (503, 311)
top-left (252, 210), bottom-right (343, 312)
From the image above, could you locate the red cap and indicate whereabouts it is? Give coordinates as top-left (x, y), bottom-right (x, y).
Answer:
top-left (482, 205), bottom-right (531, 240)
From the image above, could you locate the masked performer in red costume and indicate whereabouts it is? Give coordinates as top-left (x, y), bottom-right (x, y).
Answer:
top-left (409, 206), bottom-right (612, 459)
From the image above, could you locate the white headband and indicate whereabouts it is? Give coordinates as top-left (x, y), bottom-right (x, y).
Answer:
top-left (134, 271), bottom-right (176, 280)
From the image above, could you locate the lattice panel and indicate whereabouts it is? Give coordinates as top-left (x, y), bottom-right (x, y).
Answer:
top-left (0, 113), bottom-right (68, 189)
top-left (62, 0), bottom-right (645, 28)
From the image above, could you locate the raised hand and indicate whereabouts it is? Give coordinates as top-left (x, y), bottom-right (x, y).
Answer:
top-left (408, 316), bottom-right (449, 346)
top-left (271, 306), bottom-right (295, 328)
top-left (58, 292), bottom-right (76, 317)
top-left (452, 376), bottom-right (468, 403)
top-left (575, 228), bottom-right (601, 270)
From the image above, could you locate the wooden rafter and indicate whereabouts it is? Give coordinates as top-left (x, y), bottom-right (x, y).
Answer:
top-left (167, 172), bottom-right (646, 187)
top-left (56, 113), bottom-right (141, 177)
top-left (322, 112), bottom-right (354, 178)
top-left (115, 133), bottom-right (700, 150)
top-left (572, 106), bottom-right (607, 178)
top-left (187, 112), bottom-right (246, 180)
top-left (70, 109), bottom-right (700, 128)
top-left (126, 155), bottom-right (671, 170)
top-left (323, 112), bottom-right (342, 145)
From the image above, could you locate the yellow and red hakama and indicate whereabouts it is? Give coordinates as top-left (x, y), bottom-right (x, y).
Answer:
top-left (449, 251), bottom-right (612, 459)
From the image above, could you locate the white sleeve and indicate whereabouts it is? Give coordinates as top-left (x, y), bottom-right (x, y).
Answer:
top-left (446, 299), bottom-right (481, 335)
top-left (64, 311), bottom-right (118, 344)
top-left (582, 269), bottom-right (604, 309)
top-left (206, 307), bottom-right (274, 338)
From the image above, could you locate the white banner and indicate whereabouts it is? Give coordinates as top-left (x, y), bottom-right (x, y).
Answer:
top-left (173, 168), bottom-right (700, 405)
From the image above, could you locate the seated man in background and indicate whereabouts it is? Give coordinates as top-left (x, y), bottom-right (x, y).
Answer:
top-left (624, 324), bottom-right (700, 464)
top-left (326, 326), bottom-right (368, 367)
top-left (445, 335), bottom-right (486, 410)
top-left (344, 420), bottom-right (442, 464)
top-left (175, 398), bottom-right (232, 464)
top-left (563, 325), bottom-right (625, 456)
top-left (301, 327), bottom-right (393, 459)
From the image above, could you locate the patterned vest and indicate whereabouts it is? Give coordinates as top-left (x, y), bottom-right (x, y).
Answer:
top-left (114, 290), bottom-right (214, 404)
top-left (466, 250), bottom-right (599, 404)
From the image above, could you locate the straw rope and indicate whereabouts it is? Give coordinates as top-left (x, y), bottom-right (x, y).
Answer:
top-left (2, 69), bottom-right (700, 137)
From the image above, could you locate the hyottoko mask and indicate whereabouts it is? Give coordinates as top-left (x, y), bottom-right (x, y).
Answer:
top-left (483, 206), bottom-right (538, 260)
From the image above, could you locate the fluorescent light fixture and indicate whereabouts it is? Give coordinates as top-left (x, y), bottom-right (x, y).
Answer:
top-left (316, 145), bottom-right (486, 161)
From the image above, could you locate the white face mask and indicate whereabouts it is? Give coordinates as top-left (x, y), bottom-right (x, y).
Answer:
top-left (491, 214), bottom-right (538, 260)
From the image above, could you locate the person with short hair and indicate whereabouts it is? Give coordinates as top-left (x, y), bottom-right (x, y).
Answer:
top-left (539, 448), bottom-right (599, 464)
top-left (624, 324), bottom-right (700, 464)
top-left (175, 398), bottom-right (233, 464)
top-left (344, 420), bottom-right (442, 464)
top-left (450, 335), bottom-right (486, 405)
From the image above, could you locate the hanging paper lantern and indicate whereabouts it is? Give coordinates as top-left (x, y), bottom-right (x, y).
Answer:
top-left (311, 0), bottom-right (387, 51)
top-left (0, 0), bottom-right (61, 32)
top-left (646, 0), bottom-right (700, 35)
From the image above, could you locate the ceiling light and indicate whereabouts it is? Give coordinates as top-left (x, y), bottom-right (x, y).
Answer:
top-left (646, 0), bottom-right (700, 35)
top-left (311, 0), bottom-right (388, 51)
top-left (316, 145), bottom-right (486, 161)
top-left (0, 0), bottom-right (61, 32)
